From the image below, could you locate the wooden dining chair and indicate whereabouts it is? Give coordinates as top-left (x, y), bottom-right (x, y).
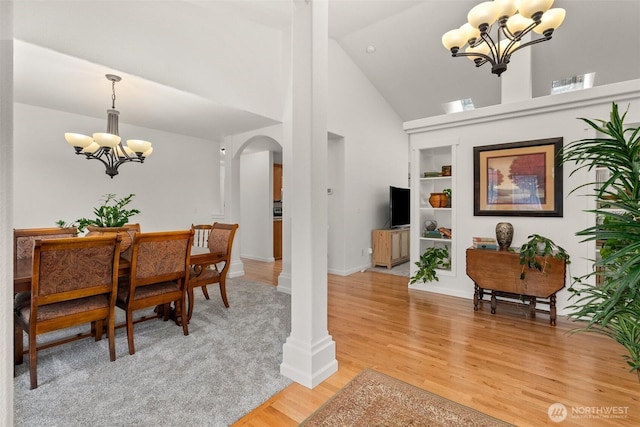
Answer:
top-left (187, 223), bottom-right (238, 320)
top-left (120, 223), bottom-right (141, 261)
top-left (14, 227), bottom-right (78, 268)
top-left (115, 230), bottom-right (194, 355)
top-left (13, 227), bottom-right (80, 368)
top-left (191, 224), bottom-right (212, 248)
top-left (124, 223), bottom-right (141, 233)
top-left (14, 235), bottom-right (122, 389)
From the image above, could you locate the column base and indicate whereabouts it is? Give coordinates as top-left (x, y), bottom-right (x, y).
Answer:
top-left (277, 270), bottom-right (292, 294)
top-left (280, 335), bottom-right (337, 389)
top-left (227, 259), bottom-right (244, 278)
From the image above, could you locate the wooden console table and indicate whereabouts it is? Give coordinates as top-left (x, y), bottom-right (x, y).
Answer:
top-left (465, 248), bottom-right (566, 325)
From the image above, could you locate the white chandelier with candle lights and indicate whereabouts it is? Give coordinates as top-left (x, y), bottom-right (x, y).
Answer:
top-left (442, 0), bottom-right (566, 76)
top-left (65, 74), bottom-right (153, 178)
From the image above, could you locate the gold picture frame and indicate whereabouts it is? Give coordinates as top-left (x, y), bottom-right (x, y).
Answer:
top-left (473, 137), bottom-right (563, 217)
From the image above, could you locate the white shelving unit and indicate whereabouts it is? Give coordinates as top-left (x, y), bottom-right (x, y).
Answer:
top-left (410, 142), bottom-right (457, 279)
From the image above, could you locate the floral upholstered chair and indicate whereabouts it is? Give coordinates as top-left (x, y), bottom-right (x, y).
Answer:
top-left (115, 230), bottom-right (194, 355)
top-left (13, 227), bottom-right (78, 266)
top-left (14, 235), bottom-right (121, 389)
top-left (187, 223), bottom-right (238, 320)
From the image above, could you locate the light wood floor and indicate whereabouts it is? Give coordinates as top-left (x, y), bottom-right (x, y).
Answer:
top-left (234, 259), bottom-right (639, 427)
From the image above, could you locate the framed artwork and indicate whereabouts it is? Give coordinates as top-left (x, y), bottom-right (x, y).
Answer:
top-left (473, 137), bottom-right (563, 217)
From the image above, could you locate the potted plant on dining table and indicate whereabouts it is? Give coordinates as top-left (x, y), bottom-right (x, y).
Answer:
top-left (57, 193), bottom-right (140, 252)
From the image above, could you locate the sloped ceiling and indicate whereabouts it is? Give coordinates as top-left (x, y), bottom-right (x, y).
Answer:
top-left (12, 0), bottom-right (640, 141)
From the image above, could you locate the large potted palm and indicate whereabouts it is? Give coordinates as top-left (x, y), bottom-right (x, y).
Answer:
top-left (559, 102), bottom-right (640, 381)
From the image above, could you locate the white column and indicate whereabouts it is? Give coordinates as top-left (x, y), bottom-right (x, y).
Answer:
top-left (225, 136), bottom-right (245, 278)
top-left (501, 33), bottom-right (532, 104)
top-left (278, 23), bottom-right (293, 295)
top-left (0, 1), bottom-right (14, 424)
top-left (277, 127), bottom-right (292, 294)
top-left (280, 0), bottom-right (337, 388)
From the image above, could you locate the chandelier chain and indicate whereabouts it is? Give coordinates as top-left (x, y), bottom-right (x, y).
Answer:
top-left (111, 80), bottom-right (116, 109)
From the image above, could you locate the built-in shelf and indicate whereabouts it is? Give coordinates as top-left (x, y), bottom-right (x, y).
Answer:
top-left (410, 142), bottom-right (457, 283)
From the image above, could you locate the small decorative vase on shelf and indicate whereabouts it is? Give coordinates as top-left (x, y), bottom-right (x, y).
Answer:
top-left (429, 193), bottom-right (449, 208)
top-left (495, 222), bottom-right (514, 251)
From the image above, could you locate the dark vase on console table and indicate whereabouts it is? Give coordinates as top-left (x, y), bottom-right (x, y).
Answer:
top-left (495, 222), bottom-right (513, 251)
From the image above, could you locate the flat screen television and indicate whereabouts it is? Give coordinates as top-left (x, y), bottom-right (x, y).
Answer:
top-left (389, 186), bottom-right (410, 228)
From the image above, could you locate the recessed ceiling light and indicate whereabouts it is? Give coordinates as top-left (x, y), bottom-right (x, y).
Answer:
top-left (366, 45), bottom-right (376, 54)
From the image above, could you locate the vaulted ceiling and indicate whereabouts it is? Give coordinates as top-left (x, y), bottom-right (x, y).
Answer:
top-left (12, 0), bottom-right (640, 141)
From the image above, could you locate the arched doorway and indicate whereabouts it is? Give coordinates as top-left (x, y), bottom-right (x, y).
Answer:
top-left (235, 135), bottom-right (283, 263)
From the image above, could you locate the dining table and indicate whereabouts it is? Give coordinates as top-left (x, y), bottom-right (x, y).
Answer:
top-left (13, 246), bottom-right (223, 294)
top-left (13, 243), bottom-right (225, 363)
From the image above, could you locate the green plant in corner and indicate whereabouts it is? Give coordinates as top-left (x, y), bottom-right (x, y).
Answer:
top-left (410, 245), bottom-right (450, 284)
top-left (559, 102), bottom-right (640, 381)
top-left (58, 193), bottom-right (140, 232)
top-left (518, 234), bottom-right (570, 280)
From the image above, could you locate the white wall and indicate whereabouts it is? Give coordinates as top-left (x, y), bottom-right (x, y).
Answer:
top-left (0, 3), bottom-right (13, 423)
top-left (225, 38), bottom-right (412, 277)
top-left (14, 103), bottom-right (222, 231)
top-left (327, 135), bottom-right (346, 273)
top-left (327, 39), bottom-right (409, 275)
top-left (405, 80), bottom-right (640, 314)
top-left (239, 150), bottom-right (274, 262)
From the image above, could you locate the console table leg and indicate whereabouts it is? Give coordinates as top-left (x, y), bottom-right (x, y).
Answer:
top-left (529, 297), bottom-right (537, 319)
top-left (474, 284), bottom-right (479, 311)
top-left (490, 291), bottom-right (497, 314)
top-left (550, 294), bottom-right (557, 325)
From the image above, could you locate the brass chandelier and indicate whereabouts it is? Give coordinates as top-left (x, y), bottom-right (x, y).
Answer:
top-left (65, 74), bottom-right (153, 178)
top-left (442, 0), bottom-right (566, 76)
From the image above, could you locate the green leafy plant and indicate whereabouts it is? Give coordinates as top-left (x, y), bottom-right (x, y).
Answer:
top-left (518, 234), bottom-right (570, 280)
top-left (559, 102), bottom-right (640, 380)
top-left (59, 193), bottom-right (140, 232)
top-left (410, 245), bottom-right (450, 284)
top-left (443, 188), bottom-right (452, 208)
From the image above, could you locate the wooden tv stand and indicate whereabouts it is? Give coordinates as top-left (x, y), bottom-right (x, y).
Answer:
top-left (465, 248), bottom-right (566, 325)
top-left (372, 228), bottom-right (410, 269)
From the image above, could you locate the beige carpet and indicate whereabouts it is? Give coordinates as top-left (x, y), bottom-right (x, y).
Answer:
top-left (300, 369), bottom-right (514, 427)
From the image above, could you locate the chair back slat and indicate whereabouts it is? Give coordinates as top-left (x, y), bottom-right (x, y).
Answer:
top-left (191, 224), bottom-right (212, 248)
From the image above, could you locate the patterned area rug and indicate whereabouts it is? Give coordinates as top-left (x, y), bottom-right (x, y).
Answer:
top-left (301, 369), bottom-right (514, 427)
